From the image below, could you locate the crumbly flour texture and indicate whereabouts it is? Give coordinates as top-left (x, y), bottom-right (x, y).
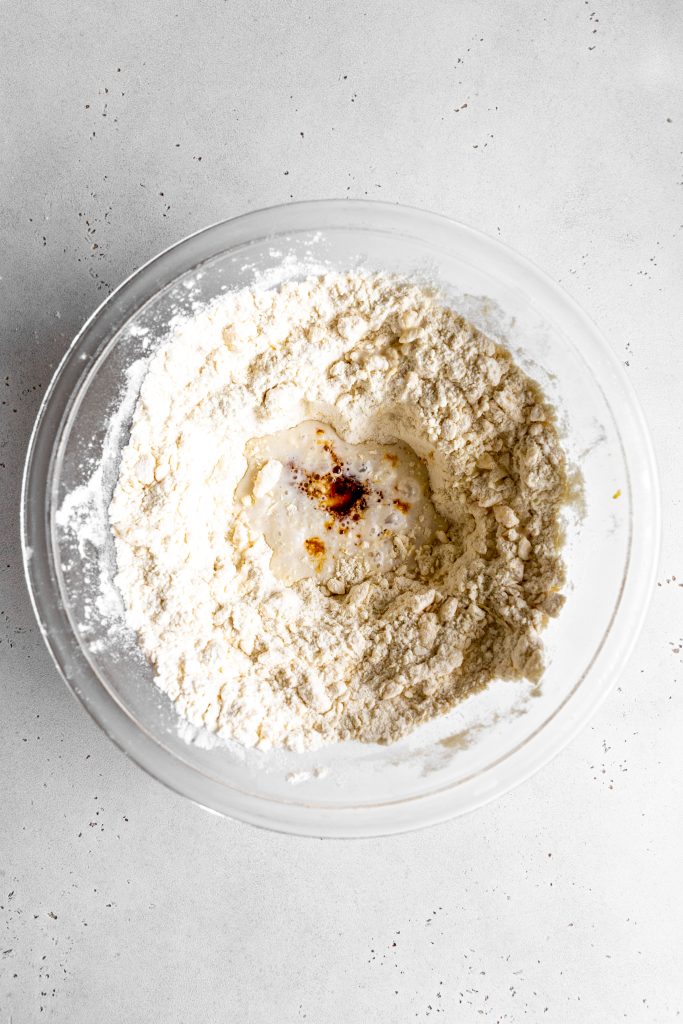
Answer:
top-left (110, 272), bottom-right (568, 751)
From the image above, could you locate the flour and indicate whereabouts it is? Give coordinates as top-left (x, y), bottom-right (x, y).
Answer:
top-left (110, 272), bottom-right (569, 751)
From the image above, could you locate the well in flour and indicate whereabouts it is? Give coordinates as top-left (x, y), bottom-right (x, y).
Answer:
top-left (110, 272), bottom-right (569, 751)
top-left (237, 420), bottom-right (444, 589)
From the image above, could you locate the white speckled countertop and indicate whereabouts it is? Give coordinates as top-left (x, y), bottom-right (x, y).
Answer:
top-left (1, 1), bottom-right (681, 1019)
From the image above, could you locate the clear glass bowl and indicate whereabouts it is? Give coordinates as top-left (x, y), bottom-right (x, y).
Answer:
top-left (21, 200), bottom-right (660, 836)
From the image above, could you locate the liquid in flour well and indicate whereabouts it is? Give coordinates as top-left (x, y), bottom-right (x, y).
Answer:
top-left (237, 421), bottom-right (445, 586)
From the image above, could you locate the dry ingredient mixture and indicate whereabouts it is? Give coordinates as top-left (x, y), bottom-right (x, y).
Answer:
top-left (110, 272), bottom-right (569, 751)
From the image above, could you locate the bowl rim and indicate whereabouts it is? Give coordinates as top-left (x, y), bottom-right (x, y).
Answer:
top-left (21, 198), bottom-right (661, 837)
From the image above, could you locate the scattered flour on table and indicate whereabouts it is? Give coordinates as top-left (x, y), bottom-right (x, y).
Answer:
top-left (109, 272), bottom-right (569, 751)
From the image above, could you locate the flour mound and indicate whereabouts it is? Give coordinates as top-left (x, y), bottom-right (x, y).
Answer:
top-left (110, 272), bottom-right (568, 751)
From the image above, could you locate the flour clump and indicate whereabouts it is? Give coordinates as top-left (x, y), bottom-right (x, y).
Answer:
top-left (110, 272), bottom-right (569, 750)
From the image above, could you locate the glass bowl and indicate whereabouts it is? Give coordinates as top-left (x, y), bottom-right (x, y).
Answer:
top-left (21, 200), bottom-right (660, 837)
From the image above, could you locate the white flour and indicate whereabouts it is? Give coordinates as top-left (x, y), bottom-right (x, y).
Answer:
top-left (110, 272), bottom-right (568, 751)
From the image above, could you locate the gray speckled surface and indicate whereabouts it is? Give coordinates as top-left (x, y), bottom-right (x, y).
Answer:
top-left (2, 1), bottom-right (682, 1020)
